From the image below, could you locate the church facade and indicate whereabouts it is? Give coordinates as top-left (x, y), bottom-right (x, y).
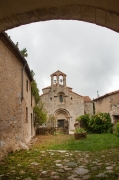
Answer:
top-left (40, 70), bottom-right (93, 132)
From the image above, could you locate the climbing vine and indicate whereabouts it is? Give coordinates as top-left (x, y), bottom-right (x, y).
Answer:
top-left (31, 80), bottom-right (40, 104)
top-left (33, 104), bottom-right (47, 125)
top-left (31, 70), bottom-right (47, 125)
top-left (30, 70), bottom-right (40, 104)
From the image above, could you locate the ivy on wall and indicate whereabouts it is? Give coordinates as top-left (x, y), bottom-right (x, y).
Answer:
top-left (31, 80), bottom-right (40, 104)
top-left (31, 70), bottom-right (47, 125)
top-left (31, 70), bottom-right (40, 104)
top-left (33, 105), bottom-right (47, 125)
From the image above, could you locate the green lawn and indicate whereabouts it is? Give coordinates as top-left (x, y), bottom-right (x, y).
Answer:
top-left (43, 133), bottom-right (119, 152)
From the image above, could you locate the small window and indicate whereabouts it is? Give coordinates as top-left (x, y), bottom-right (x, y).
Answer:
top-left (26, 107), bottom-right (28, 123)
top-left (50, 97), bottom-right (52, 101)
top-left (26, 80), bottom-right (28, 92)
top-left (31, 92), bottom-right (32, 106)
top-left (59, 95), bottom-right (63, 102)
top-left (71, 97), bottom-right (72, 100)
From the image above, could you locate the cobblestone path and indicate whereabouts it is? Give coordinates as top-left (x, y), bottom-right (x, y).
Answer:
top-left (0, 149), bottom-right (119, 180)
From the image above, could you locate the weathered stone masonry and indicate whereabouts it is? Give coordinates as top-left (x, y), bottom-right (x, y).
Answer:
top-left (94, 90), bottom-right (119, 124)
top-left (0, 33), bottom-right (35, 159)
top-left (40, 70), bottom-right (93, 131)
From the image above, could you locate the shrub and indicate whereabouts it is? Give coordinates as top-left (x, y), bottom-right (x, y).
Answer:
top-left (115, 122), bottom-right (119, 137)
top-left (75, 128), bottom-right (86, 133)
top-left (89, 113), bottom-right (113, 134)
top-left (76, 114), bottom-right (90, 132)
top-left (76, 113), bottom-right (113, 134)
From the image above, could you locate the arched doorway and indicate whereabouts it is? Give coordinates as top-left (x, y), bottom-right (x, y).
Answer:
top-left (54, 108), bottom-right (71, 134)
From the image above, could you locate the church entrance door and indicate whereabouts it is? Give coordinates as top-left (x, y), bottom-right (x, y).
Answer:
top-left (58, 119), bottom-right (65, 128)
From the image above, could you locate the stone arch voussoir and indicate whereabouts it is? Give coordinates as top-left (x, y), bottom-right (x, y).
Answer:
top-left (1, 2), bottom-right (119, 33)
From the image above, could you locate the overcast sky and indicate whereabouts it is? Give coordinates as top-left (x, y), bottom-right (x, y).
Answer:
top-left (6, 20), bottom-right (119, 99)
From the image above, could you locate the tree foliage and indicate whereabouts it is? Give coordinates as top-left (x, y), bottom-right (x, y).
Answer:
top-left (48, 114), bottom-right (56, 127)
top-left (89, 113), bottom-right (113, 133)
top-left (30, 70), bottom-right (40, 104)
top-left (115, 122), bottom-right (119, 137)
top-left (76, 113), bottom-right (113, 134)
top-left (76, 114), bottom-right (90, 132)
top-left (34, 105), bottom-right (47, 125)
top-left (30, 70), bottom-right (47, 126)
top-left (31, 80), bottom-right (40, 104)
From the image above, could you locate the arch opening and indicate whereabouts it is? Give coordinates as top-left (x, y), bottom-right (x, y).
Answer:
top-left (54, 108), bottom-right (71, 133)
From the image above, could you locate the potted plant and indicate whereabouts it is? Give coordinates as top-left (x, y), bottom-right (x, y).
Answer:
top-left (74, 128), bottom-right (87, 140)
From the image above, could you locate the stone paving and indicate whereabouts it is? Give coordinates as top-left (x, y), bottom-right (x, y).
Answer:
top-left (0, 149), bottom-right (119, 180)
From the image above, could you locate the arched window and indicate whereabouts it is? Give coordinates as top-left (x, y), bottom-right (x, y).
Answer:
top-left (59, 95), bottom-right (63, 102)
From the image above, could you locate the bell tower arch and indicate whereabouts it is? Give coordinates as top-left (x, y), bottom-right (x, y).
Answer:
top-left (50, 70), bottom-right (67, 87)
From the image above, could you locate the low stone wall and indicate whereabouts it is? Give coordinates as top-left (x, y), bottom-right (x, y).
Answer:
top-left (36, 127), bottom-right (55, 135)
top-left (36, 127), bottom-right (69, 135)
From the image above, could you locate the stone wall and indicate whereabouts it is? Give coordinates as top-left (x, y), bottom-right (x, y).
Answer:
top-left (1, 1), bottom-right (119, 33)
top-left (94, 96), bottom-right (111, 114)
top-left (0, 38), bottom-right (35, 159)
top-left (41, 84), bottom-right (85, 131)
top-left (41, 70), bottom-right (93, 131)
top-left (94, 92), bottom-right (119, 123)
top-left (84, 102), bottom-right (93, 115)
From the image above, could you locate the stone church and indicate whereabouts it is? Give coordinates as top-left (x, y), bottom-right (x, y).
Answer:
top-left (40, 70), bottom-right (93, 132)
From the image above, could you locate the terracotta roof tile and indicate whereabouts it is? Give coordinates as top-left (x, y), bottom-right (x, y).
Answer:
top-left (83, 96), bottom-right (92, 102)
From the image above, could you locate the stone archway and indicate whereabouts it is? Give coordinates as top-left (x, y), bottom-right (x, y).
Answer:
top-left (54, 108), bottom-right (71, 133)
top-left (0, 1), bottom-right (119, 33)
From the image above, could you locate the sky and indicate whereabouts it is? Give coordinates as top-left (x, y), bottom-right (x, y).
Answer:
top-left (6, 20), bottom-right (119, 99)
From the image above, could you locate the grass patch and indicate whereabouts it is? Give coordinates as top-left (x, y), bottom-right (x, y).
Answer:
top-left (34, 133), bottom-right (119, 152)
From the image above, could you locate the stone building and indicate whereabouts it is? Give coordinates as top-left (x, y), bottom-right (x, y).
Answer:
top-left (0, 32), bottom-right (35, 158)
top-left (40, 70), bottom-right (93, 132)
top-left (94, 90), bottom-right (119, 124)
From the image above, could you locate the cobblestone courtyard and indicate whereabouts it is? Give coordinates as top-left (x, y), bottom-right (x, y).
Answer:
top-left (0, 135), bottom-right (119, 180)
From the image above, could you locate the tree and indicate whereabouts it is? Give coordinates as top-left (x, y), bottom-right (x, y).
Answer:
top-left (76, 114), bottom-right (90, 132)
top-left (48, 114), bottom-right (56, 127)
top-left (30, 70), bottom-right (47, 126)
top-left (34, 105), bottom-right (47, 126)
top-left (31, 80), bottom-right (40, 104)
top-left (30, 70), bottom-right (40, 103)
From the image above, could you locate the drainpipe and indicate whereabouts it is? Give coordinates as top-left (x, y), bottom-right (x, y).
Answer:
top-left (21, 63), bottom-right (27, 101)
